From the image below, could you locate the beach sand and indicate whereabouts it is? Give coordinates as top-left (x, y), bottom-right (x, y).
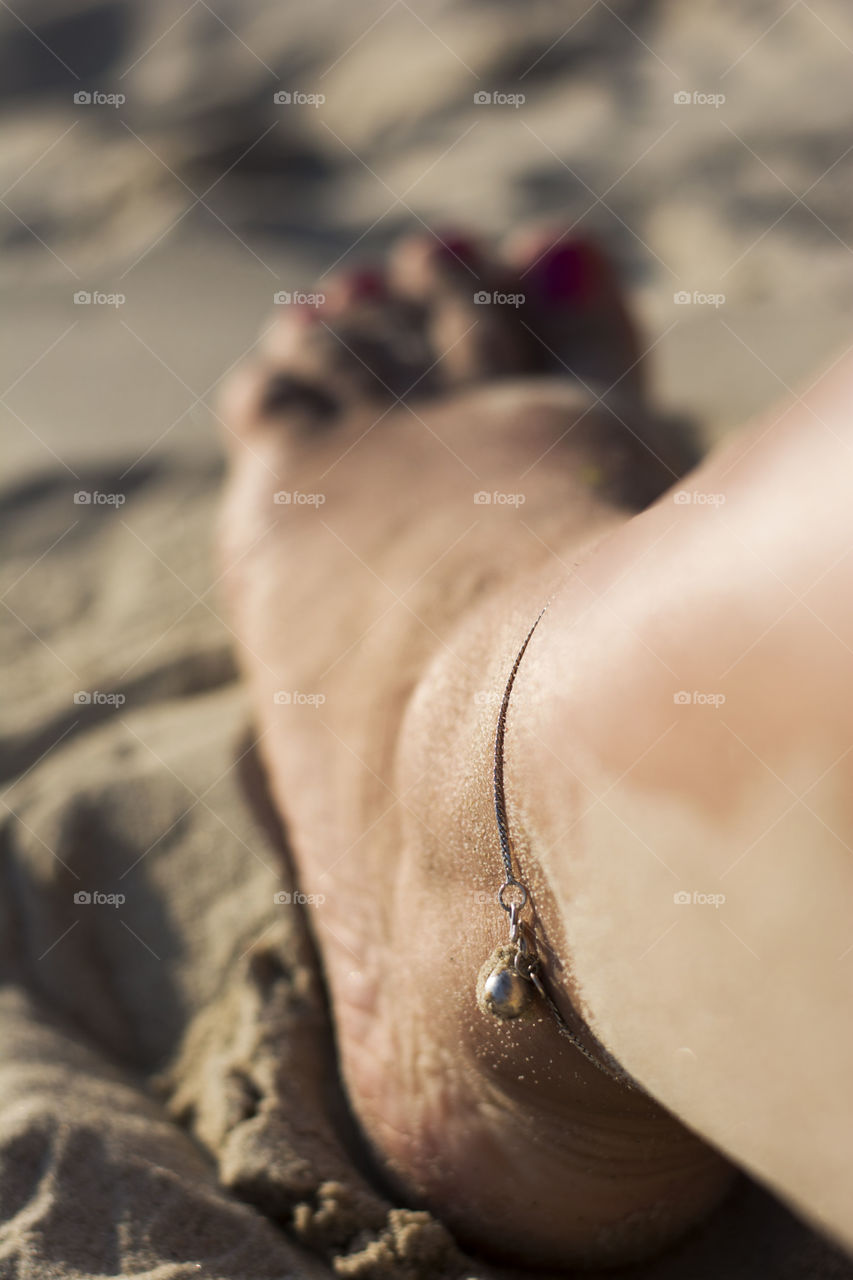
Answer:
top-left (3, 2), bottom-right (853, 1276)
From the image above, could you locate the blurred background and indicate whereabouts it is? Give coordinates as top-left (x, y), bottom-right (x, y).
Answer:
top-left (4, 0), bottom-right (853, 482)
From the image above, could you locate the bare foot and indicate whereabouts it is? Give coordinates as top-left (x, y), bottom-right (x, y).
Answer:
top-left (217, 229), bottom-right (732, 1268)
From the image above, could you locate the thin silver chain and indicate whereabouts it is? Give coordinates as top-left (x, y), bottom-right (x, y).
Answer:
top-left (491, 604), bottom-right (635, 1089)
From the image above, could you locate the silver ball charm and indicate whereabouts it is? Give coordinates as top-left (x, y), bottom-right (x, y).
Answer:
top-left (477, 943), bottom-right (536, 1021)
top-left (483, 965), bottom-right (533, 1019)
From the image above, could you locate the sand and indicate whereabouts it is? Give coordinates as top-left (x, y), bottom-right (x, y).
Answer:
top-left (3, 1), bottom-right (853, 1276)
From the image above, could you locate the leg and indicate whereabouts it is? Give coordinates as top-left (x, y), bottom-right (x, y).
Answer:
top-left (504, 348), bottom-right (853, 1252)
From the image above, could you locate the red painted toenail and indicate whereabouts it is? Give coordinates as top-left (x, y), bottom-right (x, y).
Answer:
top-left (434, 234), bottom-right (479, 266)
top-left (537, 240), bottom-right (608, 304)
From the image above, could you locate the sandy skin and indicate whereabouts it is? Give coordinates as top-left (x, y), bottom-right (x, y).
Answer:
top-left (218, 228), bottom-right (853, 1268)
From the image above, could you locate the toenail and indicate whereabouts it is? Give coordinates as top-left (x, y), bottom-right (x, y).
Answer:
top-left (537, 241), bottom-right (607, 304)
top-left (260, 372), bottom-right (339, 422)
top-left (434, 234), bottom-right (479, 268)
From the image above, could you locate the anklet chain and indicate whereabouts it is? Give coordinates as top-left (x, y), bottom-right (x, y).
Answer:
top-left (482, 603), bottom-right (633, 1089)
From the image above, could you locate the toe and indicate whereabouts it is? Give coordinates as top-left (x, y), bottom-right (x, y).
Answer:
top-left (263, 277), bottom-right (433, 406)
top-left (218, 355), bottom-right (343, 453)
top-left (220, 265), bottom-right (439, 446)
top-left (389, 231), bottom-right (537, 386)
top-left (506, 227), bottom-right (647, 401)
